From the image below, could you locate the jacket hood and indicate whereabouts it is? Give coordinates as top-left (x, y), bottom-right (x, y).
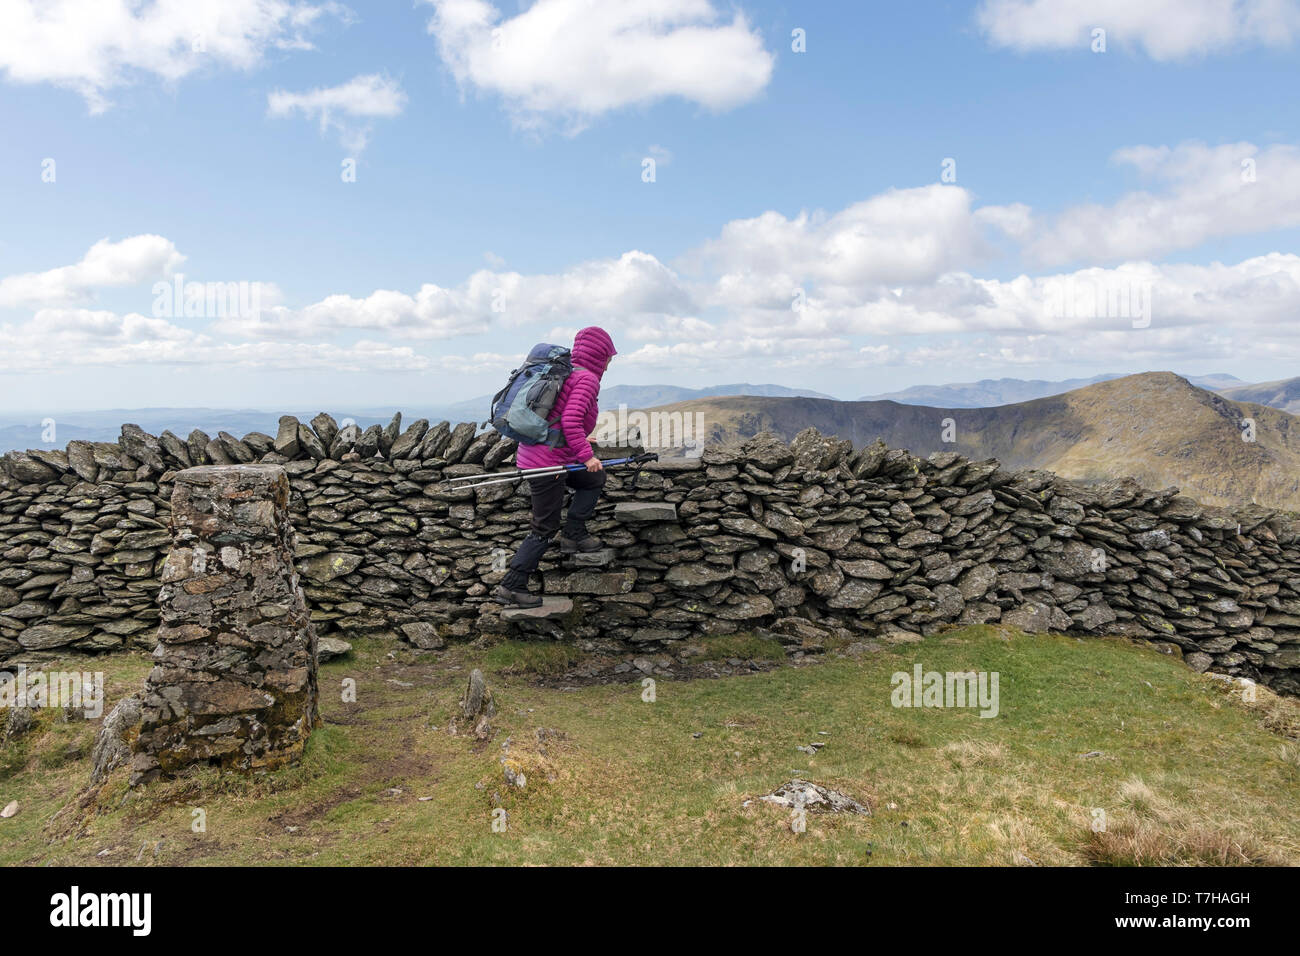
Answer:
top-left (571, 326), bottom-right (617, 378)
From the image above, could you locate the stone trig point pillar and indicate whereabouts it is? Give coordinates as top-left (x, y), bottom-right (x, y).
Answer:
top-left (131, 465), bottom-right (319, 785)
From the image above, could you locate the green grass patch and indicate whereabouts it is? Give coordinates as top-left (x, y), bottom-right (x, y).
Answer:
top-left (686, 632), bottom-right (787, 663)
top-left (1, 626), bottom-right (1297, 866)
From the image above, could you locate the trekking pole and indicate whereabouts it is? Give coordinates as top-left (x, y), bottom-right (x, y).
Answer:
top-left (445, 453), bottom-right (659, 490)
top-left (445, 462), bottom-right (571, 482)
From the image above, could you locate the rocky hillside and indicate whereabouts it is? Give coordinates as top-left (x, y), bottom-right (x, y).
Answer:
top-left (644, 372), bottom-right (1300, 511)
top-left (1218, 376), bottom-right (1300, 415)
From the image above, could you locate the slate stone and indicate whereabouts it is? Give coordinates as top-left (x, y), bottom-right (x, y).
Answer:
top-left (615, 502), bottom-right (678, 522)
top-left (500, 597), bottom-right (574, 621)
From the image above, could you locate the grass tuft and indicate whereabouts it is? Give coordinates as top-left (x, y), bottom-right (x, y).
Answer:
top-left (482, 640), bottom-right (583, 677)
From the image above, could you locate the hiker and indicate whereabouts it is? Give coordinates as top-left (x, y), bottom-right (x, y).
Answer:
top-left (492, 326), bottom-right (618, 608)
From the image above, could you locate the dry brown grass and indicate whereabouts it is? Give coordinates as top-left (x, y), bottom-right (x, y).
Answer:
top-left (941, 739), bottom-right (1007, 770)
top-left (1077, 778), bottom-right (1292, 866)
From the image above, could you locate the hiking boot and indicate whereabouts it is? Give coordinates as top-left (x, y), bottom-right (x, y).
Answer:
top-left (560, 534), bottom-right (603, 553)
top-left (491, 584), bottom-right (542, 608)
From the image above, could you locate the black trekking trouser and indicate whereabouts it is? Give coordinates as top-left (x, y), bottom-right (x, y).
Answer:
top-left (502, 468), bottom-right (605, 589)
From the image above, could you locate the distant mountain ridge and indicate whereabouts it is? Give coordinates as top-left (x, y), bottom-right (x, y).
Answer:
top-left (7, 376), bottom-right (1294, 512)
top-left (0, 384), bottom-right (834, 453)
top-left (859, 372), bottom-right (1246, 407)
top-left (639, 372), bottom-right (1300, 512)
top-left (1217, 376), bottom-right (1300, 415)
top-left (0, 408), bottom-right (290, 456)
top-left (600, 382), bottom-right (836, 408)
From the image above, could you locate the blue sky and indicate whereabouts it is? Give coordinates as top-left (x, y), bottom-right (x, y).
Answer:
top-left (1, 0), bottom-right (1298, 413)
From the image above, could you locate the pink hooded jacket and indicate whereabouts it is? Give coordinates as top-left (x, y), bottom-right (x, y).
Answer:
top-left (515, 326), bottom-right (617, 469)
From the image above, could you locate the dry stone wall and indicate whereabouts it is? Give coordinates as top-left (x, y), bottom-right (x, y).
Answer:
top-left (2, 414), bottom-right (1299, 695)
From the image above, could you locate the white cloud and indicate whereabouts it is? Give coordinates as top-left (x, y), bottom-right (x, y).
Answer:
top-left (625, 315), bottom-right (715, 342)
top-left (267, 73), bottom-right (407, 151)
top-left (209, 339), bottom-right (432, 372)
top-left (1026, 142), bottom-right (1300, 265)
top-left (0, 236), bottom-right (184, 309)
top-left (429, 351), bottom-right (526, 374)
top-left (620, 336), bottom-right (859, 371)
top-left (0, 0), bottom-right (347, 111)
top-left (218, 250), bottom-right (692, 340)
top-left (28, 307), bottom-right (194, 342)
top-left (0, 308), bottom-right (204, 371)
top-left (7, 148), bottom-right (1300, 380)
top-left (974, 202), bottom-right (1035, 242)
top-left (223, 284), bottom-right (491, 340)
top-left (423, 0), bottom-right (774, 130)
top-left (0, 308), bottom-right (430, 373)
top-left (601, 235), bottom-right (1300, 372)
top-left (977, 0), bottom-right (1300, 60)
top-left (759, 251), bottom-right (1300, 348)
top-left (692, 186), bottom-right (1010, 311)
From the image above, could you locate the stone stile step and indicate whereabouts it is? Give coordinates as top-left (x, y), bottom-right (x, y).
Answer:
top-left (500, 597), bottom-right (575, 621)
